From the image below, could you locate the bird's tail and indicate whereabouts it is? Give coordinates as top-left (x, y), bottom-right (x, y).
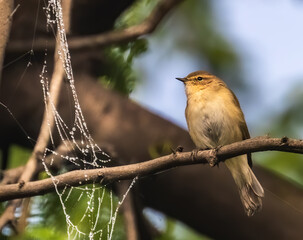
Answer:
top-left (225, 156), bottom-right (264, 217)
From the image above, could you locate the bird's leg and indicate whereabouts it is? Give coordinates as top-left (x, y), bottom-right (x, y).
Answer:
top-left (208, 145), bottom-right (222, 167)
top-left (191, 147), bottom-right (210, 161)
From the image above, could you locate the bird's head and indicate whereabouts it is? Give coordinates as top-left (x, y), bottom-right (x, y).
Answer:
top-left (176, 71), bottom-right (216, 85)
top-left (176, 71), bottom-right (227, 96)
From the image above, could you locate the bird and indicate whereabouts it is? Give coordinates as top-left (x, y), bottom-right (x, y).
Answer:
top-left (176, 70), bottom-right (264, 216)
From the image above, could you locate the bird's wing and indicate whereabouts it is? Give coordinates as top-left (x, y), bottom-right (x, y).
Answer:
top-left (230, 91), bottom-right (253, 168)
top-left (239, 121), bottom-right (252, 168)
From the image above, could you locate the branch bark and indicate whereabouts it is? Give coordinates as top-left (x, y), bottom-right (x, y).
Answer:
top-left (6, 0), bottom-right (182, 52)
top-left (0, 136), bottom-right (302, 202)
top-left (2, 63), bottom-right (303, 238)
top-left (0, 142), bottom-right (73, 185)
top-left (0, 0), bottom-right (71, 231)
top-left (0, 0), bottom-right (14, 83)
top-left (118, 181), bottom-right (139, 240)
top-left (0, 140), bottom-right (116, 186)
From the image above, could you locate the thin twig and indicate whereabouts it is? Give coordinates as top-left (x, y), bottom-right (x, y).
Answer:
top-left (0, 136), bottom-right (302, 202)
top-left (0, 0), bottom-right (14, 84)
top-left (0, 141), bottom-right (113, 185)
top-left (6, 0), bottom-right (183, 52)
top-left (0, 0), bottom-right (71, 230)
top-left (118, 181), bottom-right (139, 240)
top-left (9, 4), bottom-right (20, 19)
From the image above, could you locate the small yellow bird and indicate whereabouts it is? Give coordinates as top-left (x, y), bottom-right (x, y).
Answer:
top-left (176, 70), bottom-right (264, 216)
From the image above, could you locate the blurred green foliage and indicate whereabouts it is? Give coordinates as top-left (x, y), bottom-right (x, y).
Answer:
top-left (115, 0), bottom-right (158, 29)
top-left (13, 226), bottom-right (66, 240)
top-left (178, 0), bottom-right (242, 82)
top-left (255, 85), bottom-right (303, 186)
top-left (7, 145), bottom-right (31, 169)
top-left (4, 188), bottom-right (126, 240)
top-left (155, 218), bottom-right (211, 240)
top-left (2, 149), bottom-right (125, 239)
top-left (148, 141), bottom-right (174, 159)
top-left (98, 0), bottom-right (154, 95)
top-left (146, 0), bottom-right (245, 90)
top-left (99, 39), bottom-right (148, 95)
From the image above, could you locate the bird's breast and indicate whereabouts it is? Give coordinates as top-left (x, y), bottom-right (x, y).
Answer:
top-left (185, 89), bottom-right (242, 148)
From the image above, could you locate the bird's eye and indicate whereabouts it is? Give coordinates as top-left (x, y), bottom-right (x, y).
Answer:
top-left (197, 77), bottom-right (203, 81)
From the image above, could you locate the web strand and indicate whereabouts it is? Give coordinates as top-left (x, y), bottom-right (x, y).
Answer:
top-left (35, 0), bottom-right (137, 239)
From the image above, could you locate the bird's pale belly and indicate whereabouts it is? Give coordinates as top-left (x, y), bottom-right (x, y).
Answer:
top-left (186, 99), bottom-right (242, 149)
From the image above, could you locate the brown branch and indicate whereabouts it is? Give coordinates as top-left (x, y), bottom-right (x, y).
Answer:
top-left (0, 0), bottom-right (14, 83)
top-left (118, 181), bottom-right (139, 240)
top-left (15, 198), bottom-right (31, 234)
top-left (6, 0), bottom-right (182, 52)
top-left (0, 141), bottom-right (115, 185)
top-left (0, 39), bottom-right (65, 232)
top-left (0, 136), bottom-right (302, 202)
top-left (0, 1), bottom-right (71, 231)
top-left (0, 141), bottom-right (79, 229)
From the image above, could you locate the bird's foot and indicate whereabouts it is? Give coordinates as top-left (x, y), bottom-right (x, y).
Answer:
top-left (191, 148), bottom-right (198, 161)
top-left (191, 147), bottom-right (210, 161)
top-left (208, 145), bottom-right (222, 167)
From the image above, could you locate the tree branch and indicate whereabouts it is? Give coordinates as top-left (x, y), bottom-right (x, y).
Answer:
top-left (0, 0), bottom-right (14, 83)
top-left (118, 181), bottom-right (139, 240)
top-left (6, 0), bottom-right (182, 52)
top-left (0, 141), bottom-right (115, 186)
top-left (0, 142), bottom-right (73, 185)
top-left (0, 136), bottom-right (302, 202)
top-left (0, 1), bottom-right (71, 231)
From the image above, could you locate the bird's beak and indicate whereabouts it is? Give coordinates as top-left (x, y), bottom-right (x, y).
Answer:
top-left (176, 77), bottom-right (187, 82)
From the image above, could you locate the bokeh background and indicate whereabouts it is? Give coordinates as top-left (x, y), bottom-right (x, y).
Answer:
top-left (2, 0), bottom-right (303, 239)
top-left (132, 1), bottom-right (303, 238)
top-left (131, 0), bottom-right (303, 184)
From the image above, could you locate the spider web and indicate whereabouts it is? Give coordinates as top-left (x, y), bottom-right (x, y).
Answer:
top-left (9, 0), bottom-right (137, 239)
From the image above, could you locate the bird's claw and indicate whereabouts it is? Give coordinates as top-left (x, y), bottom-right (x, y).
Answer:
top-left (191, 148), bottom-right (199, 161)
top-left (191, 147), bottom-right (210, 161)
top-left (208, 145), bottom-right (222, 167)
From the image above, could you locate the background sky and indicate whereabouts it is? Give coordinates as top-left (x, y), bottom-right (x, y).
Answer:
top-left (131, 0), bottom-right (303, 136)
